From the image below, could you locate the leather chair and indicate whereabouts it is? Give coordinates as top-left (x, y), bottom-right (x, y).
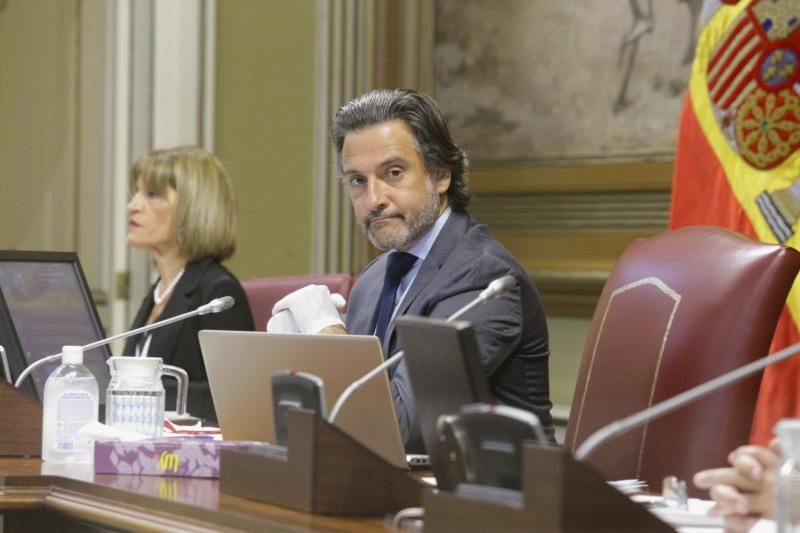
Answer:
top-left (242, 274), bottom-right (356, 331)
top-left (564, 226), bottom-right (800, 495)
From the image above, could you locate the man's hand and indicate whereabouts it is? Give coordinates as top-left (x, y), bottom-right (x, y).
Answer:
top-left (267, 284), bottom-right (347, 334)
top-left (693, 443), bottom-right (779, 531)
top-left (266, 310), bottom-right (299, 333)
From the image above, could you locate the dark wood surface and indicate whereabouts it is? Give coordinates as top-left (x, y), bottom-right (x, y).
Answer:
top-left (424, 446), bottom-right (676, 533)
top-left (221, 409), bottom-right (424, 515)
top-left (0, 457), bottom-right (395, 531)
top-left (0, 380), bottom-right (42, 456)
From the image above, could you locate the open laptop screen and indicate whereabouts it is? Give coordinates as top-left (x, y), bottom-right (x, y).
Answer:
top-left (0, 251), bottom-right (111, 400)
top-left (199, 330), bottom-right (408, 469)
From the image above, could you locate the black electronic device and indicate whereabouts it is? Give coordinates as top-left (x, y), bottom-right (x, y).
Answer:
top-left (395, 315), bottom-right (493, 490)
top-left (271, 369), bottom-right (326, 445)
top-left (438, 402), bottom-right (547, 491)
top-left (0, 250), bottom-right (111, 400)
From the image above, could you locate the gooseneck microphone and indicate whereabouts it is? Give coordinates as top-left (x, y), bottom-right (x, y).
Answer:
top-left (574, 339), bottom-right (800, 461)
top-left (198, 295), bottom-right (235, 315)
top-left (328, 275), bottom-right (519, 423)
top-left (13, 296), bottom-right (236, 389)
top-left (479, 275), bottom-right (518, 301)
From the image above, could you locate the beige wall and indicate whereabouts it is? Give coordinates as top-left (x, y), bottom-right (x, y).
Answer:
top-left (548, 316), bottom-right (591, 408)
top-left (0, 1), bottom-right (79, 253)
top-left (215, 1), bottom-right (318, 280)
top-left (0, 0), bottom-right (647, 415)
top-left (0, 1), bottom-right (113, 320)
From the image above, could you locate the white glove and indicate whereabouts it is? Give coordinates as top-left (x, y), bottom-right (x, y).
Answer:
top-left (270, 284), bottom-right (346, 334)
top-left (266, 309), bottom-right (299, 333)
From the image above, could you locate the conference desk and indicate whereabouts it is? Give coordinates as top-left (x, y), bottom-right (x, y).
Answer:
top-left (0, 458), bottom-right (389, 531)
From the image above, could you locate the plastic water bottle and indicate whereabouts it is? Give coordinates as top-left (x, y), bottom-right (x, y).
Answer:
top-left (776, 419), bottom-right (800, 532)
top-left (41, 346), bottom-right (99, 463)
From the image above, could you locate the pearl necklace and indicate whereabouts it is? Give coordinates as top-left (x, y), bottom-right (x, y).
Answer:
top-left (153, 267), bottom-right (185, 305)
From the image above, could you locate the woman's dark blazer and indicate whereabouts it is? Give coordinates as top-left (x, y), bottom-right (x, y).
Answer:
top-left (122, 257), bottom-right (254, 422)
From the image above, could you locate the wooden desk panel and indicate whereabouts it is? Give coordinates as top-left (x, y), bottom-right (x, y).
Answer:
top-left (0, 381), bottom-right (42, 456)
top-left (0, 459), bottom-right (387, 531)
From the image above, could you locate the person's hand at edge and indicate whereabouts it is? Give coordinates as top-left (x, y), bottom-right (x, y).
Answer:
top-left (693, 442), bottom-right (779, 527)
top-left (271, 285), bottom-right (346, 334)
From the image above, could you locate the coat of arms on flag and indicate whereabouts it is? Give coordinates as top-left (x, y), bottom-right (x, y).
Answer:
top-left (670, 0), bottom-right (800, 444)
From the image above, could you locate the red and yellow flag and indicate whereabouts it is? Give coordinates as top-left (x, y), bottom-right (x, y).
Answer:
top-left (669, 0), bottom-right (800, 445)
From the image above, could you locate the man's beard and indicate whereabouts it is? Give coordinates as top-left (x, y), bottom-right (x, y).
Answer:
top-left (359, 178), bottom-right (441, 251)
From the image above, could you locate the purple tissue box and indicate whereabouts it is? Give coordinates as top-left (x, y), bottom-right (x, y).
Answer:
top-left (94, 438), bottom-right (261, 478)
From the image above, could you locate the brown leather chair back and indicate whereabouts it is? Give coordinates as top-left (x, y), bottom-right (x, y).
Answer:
top-left (242, 274), bottom-right (356, 330)
top-left (565, 226), bottom-right (800, 494)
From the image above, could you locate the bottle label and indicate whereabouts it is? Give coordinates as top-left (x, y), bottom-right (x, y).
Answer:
top-left (55, 390), bottom-right (94, 451)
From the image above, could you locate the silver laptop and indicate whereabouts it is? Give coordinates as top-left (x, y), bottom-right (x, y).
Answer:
top-left (199, 330), bottom-right (408, 469)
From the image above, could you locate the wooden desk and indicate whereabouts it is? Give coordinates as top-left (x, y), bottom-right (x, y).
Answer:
top-left (0, 458), bottom-right (388, 531)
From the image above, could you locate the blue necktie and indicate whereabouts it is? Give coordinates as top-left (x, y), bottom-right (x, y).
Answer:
top-left (374, 252), bottom-right (417, 344)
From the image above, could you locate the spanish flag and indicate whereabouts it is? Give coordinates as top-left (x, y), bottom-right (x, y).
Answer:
top-left (669, 0), bottom-right (800, 445)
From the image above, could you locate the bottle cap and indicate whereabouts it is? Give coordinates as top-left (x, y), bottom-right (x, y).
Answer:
top-left (62, 346), bottom-right (84, 365)
top-left (776, 419), bottom-right (800, 458)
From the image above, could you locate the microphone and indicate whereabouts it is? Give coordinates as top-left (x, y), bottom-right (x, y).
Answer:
top-left (574, 339), bottom-right (800, 461)
top-left (328, 275), bottom-right (519, 423)
top-left (13, 296), bottom-right (236, 389)
top-left (479, 275), bottom-right (517, 301)
top-left (198, 295), bottom-right (234, 315)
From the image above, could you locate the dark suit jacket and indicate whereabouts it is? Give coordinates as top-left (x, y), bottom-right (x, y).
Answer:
top-left (345, 210), bottom-right (553, 452)
top-left (122, 257), bottom-right (254, 422)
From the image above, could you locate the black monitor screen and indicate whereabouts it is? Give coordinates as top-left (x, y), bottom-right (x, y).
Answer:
top-left (396, 315), bottom-right (493, 489)
top-left (0, 251), bottom-right (111, 400)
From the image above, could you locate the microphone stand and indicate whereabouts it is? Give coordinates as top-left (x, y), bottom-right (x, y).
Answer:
top-left (0, 346), bottom-right (9, 385)
top-left (328, 276), bottom-right (518, 423)
top-left (14, 296), bottom-right (234, 388)
top-left (574, 339), bottom-right (800, 461)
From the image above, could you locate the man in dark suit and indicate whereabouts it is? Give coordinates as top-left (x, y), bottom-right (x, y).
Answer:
top-left (270, 89), bottom-right (553, 450)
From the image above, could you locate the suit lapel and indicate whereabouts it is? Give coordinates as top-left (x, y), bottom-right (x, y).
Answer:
top-left (381, 257), bottom-right (439, 355)
top-left (349, 255), bottom-right (387, 336)
top-left (381, 211), bottom-right (471, 354)
top-left (149, 258), bottom-right (209, 359)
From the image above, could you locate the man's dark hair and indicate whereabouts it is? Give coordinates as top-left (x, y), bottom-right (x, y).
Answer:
top-left (332, 88), bottom-right (471, 211)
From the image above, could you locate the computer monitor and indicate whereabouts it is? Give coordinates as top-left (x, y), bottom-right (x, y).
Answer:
top-left (0, 251), bottom-right (111, 401)
top-left (395, 315), bottom-right (493, 489)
